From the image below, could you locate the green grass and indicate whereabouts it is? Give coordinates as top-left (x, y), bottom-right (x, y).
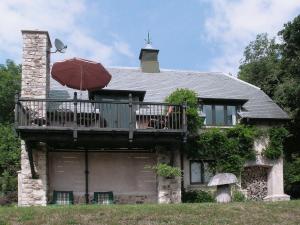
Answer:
top-left (0, 201), bottom-right (300, 225)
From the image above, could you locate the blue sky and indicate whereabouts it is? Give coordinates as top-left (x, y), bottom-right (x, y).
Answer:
top-left (1, 0), bottom-right (300, 75)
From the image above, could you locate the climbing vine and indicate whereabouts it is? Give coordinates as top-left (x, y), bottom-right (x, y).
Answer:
top-left (263, 127), bottom-right (289, 160)
top-left (165, 89), bottom-right (288, 175)
top-left (186, 125), bottom-right (258, 175)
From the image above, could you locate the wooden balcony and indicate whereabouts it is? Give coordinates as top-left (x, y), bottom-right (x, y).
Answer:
top-left (15, 94), bottom-right (187, 148)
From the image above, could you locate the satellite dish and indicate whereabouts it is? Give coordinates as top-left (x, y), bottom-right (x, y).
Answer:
top-left (52, 38), bottom-right (67, 53)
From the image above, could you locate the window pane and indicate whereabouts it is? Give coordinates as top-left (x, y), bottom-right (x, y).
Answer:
top-left (203, 105), bottom-right (212, 125)
top-left (203, 162), bottom-right (214, 183)
top-left (227, 106), bottom-right (236, 125)
top-left (215, 105), bottom-right (225, 125)
top-left (191, 162), bottom-right (202, 183)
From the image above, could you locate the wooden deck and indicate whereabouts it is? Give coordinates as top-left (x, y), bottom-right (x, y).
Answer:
top-left (15, 95), bottom-right (187, 147)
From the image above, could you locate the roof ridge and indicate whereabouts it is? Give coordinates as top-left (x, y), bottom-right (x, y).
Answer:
top-left (107, 66), bottom-right (224, 75)
top-left (220, 72), bottom-right (261, 90)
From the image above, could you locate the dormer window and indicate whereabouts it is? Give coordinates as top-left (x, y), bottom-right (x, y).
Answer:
top-left (201, 104), bottom-right (237, 126)
top-left (199, 98), bottom-right (247, 127)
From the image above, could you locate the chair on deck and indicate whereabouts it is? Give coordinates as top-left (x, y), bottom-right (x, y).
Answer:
top-left (147, 106), bottom-right (174, 129)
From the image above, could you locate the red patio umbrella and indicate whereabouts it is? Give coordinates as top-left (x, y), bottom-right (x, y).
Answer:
top-left (51, 58), bottom-right (112, 91)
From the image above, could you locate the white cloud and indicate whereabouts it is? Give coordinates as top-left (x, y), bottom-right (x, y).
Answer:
top-left (0, 0), bottom-right (133, 65)
top-left (203, 0), bottom-right (300, 75)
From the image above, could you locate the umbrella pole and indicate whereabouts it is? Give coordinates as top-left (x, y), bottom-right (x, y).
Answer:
top-left (80, 65), bottom-right (83, 99)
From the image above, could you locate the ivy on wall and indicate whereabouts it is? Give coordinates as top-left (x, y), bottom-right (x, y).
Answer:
top-left (186, 125), bottom-right (258, 175)
top-left (263, 127), bottom-right (289, 160)
top-left (165, 89), bottom-right (289, 176)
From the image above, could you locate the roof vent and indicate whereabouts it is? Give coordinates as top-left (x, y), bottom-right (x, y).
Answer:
top-left (139, 33), bottom-right (160, 73)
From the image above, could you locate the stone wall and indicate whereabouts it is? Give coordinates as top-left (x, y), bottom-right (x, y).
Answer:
top-left (21, 30), bottom-right (51, 99)
top-left (18, 30), bottom-right (51, 206)
top-left (243, 135), bottom-right (290, 201)
top-left (18, 141), bottom-right (48, 206)
top-left (156, 147), bottom-right (181, 203)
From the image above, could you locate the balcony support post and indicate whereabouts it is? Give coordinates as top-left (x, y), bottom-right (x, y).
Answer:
top-left (14, 93), bottom-right (19, 129)
top-left (26, 141), bottom-right (38, 179)
top-left (128, 94), bottom-right (134, 142)
top-left (182, 101), bottom-right (188, 142)
top-left (73, 92), bottom-right (78, 141)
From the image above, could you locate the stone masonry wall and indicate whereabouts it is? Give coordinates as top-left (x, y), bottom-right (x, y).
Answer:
top-left (243, 134), bottom-right (290, 201)
top-left (18, 141), bottom-right (48, 206)
top-left (18, 30), bottom-right (51, 206)
top-left (21, 30), bottom-right (51, 99)
top-left (157, 147), bottom-right (181, 203)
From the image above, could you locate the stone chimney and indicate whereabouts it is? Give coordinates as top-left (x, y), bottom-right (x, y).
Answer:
top-left (21, 30), bottom-right (52, 98)
top-left (139, 34), bottom-right (160, 73)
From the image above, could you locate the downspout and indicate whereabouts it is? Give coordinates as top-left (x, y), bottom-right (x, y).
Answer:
top-left (180, 144), bottom-right (184, 192)
top-left (85, 149), bottom-right (89, 204)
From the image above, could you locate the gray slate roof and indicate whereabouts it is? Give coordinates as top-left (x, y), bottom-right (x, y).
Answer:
top-left (50, 67), bottom-right (289, 120)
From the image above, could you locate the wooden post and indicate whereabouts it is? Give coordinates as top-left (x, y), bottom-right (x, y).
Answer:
top-left (182, 101), bottom-right (188, 142)
top-left (26, 141), bottom-right (38, 179)
top-left (73, 92), bottom-right (78, 141)
top-left (128, 94), bottom-right (133, 142)
top-left (14, 93), bottom-right (19, 128)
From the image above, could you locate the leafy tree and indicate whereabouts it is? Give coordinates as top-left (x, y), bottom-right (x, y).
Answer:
top-left (238, 15), bottom-right (300, 198)
top-left (277, 15), bottom-right (300, 198)
top-left (0, 60), bottom-right (21, 195)
top-left (0, 60), bottom-right (21, 123)
top-left (0, 124), bottom-right (20, 193)
top-left (238, 33), bottom-right (281, 98)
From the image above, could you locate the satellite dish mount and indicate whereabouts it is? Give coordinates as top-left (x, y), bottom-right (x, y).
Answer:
top-left (51, 38), bottom-right (67, 53)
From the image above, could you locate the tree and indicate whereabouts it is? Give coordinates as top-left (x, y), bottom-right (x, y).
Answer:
top-left (0, 60), bottom-right (21, 196)
top-left (0, 124), bottom-right (20, 193)
top-left (277, 15), bottom-right (300, 198)
top-left (0, 60), bottom-right (21, 123)
top-left (238, 15), bottom-right (300, 198)
top-left (238, 33), bottom-right (281, 98)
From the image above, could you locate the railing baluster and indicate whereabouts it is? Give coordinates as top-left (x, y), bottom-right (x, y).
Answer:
top-left (15, 98), bottom-right (186, 136)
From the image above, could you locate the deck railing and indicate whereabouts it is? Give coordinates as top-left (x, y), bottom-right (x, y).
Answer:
top-left (15, 93), bottom-right (187, 133)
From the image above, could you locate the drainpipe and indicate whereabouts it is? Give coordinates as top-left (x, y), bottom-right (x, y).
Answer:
top-left (180, 144), bottom-right (184, 192)
top-left (85, 149), bottom-right (89, 204)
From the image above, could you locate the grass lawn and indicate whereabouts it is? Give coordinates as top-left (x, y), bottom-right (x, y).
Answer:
top-left (0, 201), bottom-right (299, 225)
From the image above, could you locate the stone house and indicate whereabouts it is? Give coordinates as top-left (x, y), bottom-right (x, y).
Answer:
top-left (16, 30), bottom-right (290, 206)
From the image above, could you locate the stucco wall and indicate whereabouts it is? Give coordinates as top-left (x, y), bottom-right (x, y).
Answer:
top-left (48, 152), bottom-right (157, 204)
top-left (244, 134), bottom-right (290, 201)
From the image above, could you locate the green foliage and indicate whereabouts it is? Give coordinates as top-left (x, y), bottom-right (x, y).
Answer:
top-left (238, 33), bottom-right (281, 98)
top-left (182, 190), bottom-right (215, 203)
top-left (284, 158), bottom-right (300, 198)
top-left (0, 60), bottom-right (21, 123)
top-left (165, 88), bottom-right (203, 134)
top-left (150, 163), bottom-right (181, 178)
top-left (0, 124), bottom-right (20, 193)
top-left (191, 125), bottom-right (257, 175)
top-left (238, 15), bottom-right (300, 198)
top-left (263, 127), bottom-right (289, 160)
top-left (232, 190), bottom-right (246, 202)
